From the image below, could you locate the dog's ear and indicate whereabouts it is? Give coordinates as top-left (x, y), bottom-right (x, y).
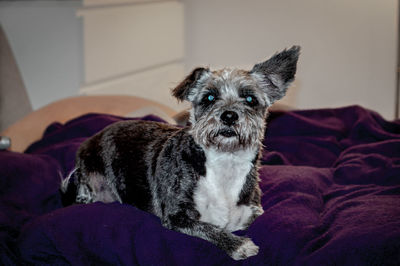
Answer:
top-left (250, 46), bottom-right (300, 104)
top-left (172, 67), bottom-right (210, 102)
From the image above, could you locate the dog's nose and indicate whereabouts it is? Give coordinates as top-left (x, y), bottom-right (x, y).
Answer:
top-left (220, 111), bottom-right (239, 126)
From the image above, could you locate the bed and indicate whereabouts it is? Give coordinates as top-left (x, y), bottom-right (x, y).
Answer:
top-left (0, 96), bottom-right (399, 265)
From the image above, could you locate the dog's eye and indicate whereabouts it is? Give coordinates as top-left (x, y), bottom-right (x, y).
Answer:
top-left (200, 93), bottom-right (217, 106)
top-left (244, 95), bottom-right (258, 106)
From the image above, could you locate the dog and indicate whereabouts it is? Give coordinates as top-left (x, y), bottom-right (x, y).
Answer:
top-left (61, 46), bottom-right (300, 260)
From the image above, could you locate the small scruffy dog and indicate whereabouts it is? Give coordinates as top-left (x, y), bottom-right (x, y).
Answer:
top-left (61, 46), bottom-right (300, 260)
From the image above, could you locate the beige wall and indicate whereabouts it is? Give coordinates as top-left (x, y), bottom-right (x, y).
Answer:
top-left (184, 0), bottom-right (398, 120)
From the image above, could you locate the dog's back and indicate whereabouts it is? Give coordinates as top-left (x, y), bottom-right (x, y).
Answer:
top-left (61, 120), bottom-right (180, 210)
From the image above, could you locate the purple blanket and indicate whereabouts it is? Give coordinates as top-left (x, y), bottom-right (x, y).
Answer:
top-left (1, 105), bottom-right (399, 265)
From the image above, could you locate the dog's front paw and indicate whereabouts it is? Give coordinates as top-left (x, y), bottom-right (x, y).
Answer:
top-left (251, 205), bottom-right (264, 217)
top-left (231, 238), bottom-right (259, 260)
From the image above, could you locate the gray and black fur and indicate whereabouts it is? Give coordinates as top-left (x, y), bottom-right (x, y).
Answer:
top-left (61, 46), bottom-right (300, 260)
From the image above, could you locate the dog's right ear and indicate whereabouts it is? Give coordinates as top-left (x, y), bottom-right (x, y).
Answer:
top-left (172, 67), bottom-right (209, 102)
top-left (250, 46), bottom-right (300, 105)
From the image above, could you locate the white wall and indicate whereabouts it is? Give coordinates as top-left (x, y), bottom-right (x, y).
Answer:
top-left (1, 0), bottom-right (398, 119)
top-left (184, 0), bottom-right (398, 120)
top-left (0, 1), bottom-right (83, 110)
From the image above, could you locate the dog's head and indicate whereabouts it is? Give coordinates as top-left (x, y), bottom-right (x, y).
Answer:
top-left (173, 46), bottom-right (300, 152)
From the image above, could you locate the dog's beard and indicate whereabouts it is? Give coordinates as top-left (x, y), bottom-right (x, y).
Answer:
top-left (190, 114), bottom-right (265, 152)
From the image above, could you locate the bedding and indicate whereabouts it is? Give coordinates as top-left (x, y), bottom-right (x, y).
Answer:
top-left (0, 105), bottom-right (399, 265)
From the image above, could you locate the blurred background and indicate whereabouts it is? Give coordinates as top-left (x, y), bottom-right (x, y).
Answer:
top-left (0, 0), bottom-right (398, 128)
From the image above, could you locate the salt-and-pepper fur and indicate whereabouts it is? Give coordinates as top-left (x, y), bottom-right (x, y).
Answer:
top-left (61, 46), bottom-right (300, 260)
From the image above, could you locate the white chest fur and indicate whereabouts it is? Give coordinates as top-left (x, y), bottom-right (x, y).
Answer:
top-left (193, 148), bottom-right (256, 232)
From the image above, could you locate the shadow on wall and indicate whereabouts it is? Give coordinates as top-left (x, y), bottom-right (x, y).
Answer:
top-left (0, 25), bottom-right (32, 132)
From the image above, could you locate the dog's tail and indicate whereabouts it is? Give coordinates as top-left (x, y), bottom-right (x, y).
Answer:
top-left (60, 168), bottom-right (78, 206)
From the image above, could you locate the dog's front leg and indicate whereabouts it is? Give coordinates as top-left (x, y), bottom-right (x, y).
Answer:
top-left (236, 173), bottom-right (264, 230)
top-left (241, 204), bottom-right (264, 230)
top-left (164, 216), bottom-right (259, 260)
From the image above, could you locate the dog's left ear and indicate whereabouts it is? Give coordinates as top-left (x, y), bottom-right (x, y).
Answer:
top-left (250, 46), bottom-right (300, 104)
top-left (172, 67), bottom-right (210, 102)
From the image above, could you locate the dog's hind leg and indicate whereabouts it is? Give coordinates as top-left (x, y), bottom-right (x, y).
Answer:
top-left (76, 182), bottom-right (93, 204)
top-left (76, 172), bottom-right (122, 204)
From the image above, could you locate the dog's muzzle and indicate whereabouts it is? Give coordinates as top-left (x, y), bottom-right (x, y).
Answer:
top-left (219, 111), bottom-right (239, 138)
